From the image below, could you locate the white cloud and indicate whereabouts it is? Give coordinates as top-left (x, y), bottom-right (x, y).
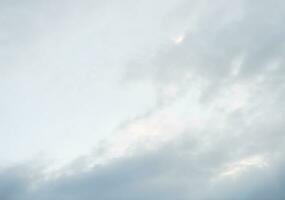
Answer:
top-left (219, 155), bottom-right (268, 178)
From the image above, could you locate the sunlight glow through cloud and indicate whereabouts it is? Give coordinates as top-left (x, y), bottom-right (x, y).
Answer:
top-left (173, 34), bottom-right (185, 44)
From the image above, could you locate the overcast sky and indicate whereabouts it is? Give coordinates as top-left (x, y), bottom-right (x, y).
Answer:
top-left (1, 0), bottom-right (285, 199)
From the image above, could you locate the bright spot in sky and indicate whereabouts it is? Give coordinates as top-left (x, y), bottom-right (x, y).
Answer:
top-left (173, 34), bottom-right (185, 44)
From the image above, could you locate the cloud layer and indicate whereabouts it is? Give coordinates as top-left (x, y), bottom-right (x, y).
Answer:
top-left (1, 0), bottom-right (285, 199)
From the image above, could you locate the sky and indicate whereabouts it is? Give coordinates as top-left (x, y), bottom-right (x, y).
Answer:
top-left (0, 0), bottom-right (285, 199)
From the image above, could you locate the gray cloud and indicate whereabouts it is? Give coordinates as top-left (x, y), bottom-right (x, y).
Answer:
top-left (1, 0), bottom-right (285, 199)
top-left (1, 90), bottom-right (285, 200)
top-left (125, 0), bottom-right (285, 102)
top-left (0, 117), bottom-right (285, 200)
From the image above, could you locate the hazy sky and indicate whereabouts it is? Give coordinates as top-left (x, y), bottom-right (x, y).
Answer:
top-left (1, 0), bottom-right (285, 199)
